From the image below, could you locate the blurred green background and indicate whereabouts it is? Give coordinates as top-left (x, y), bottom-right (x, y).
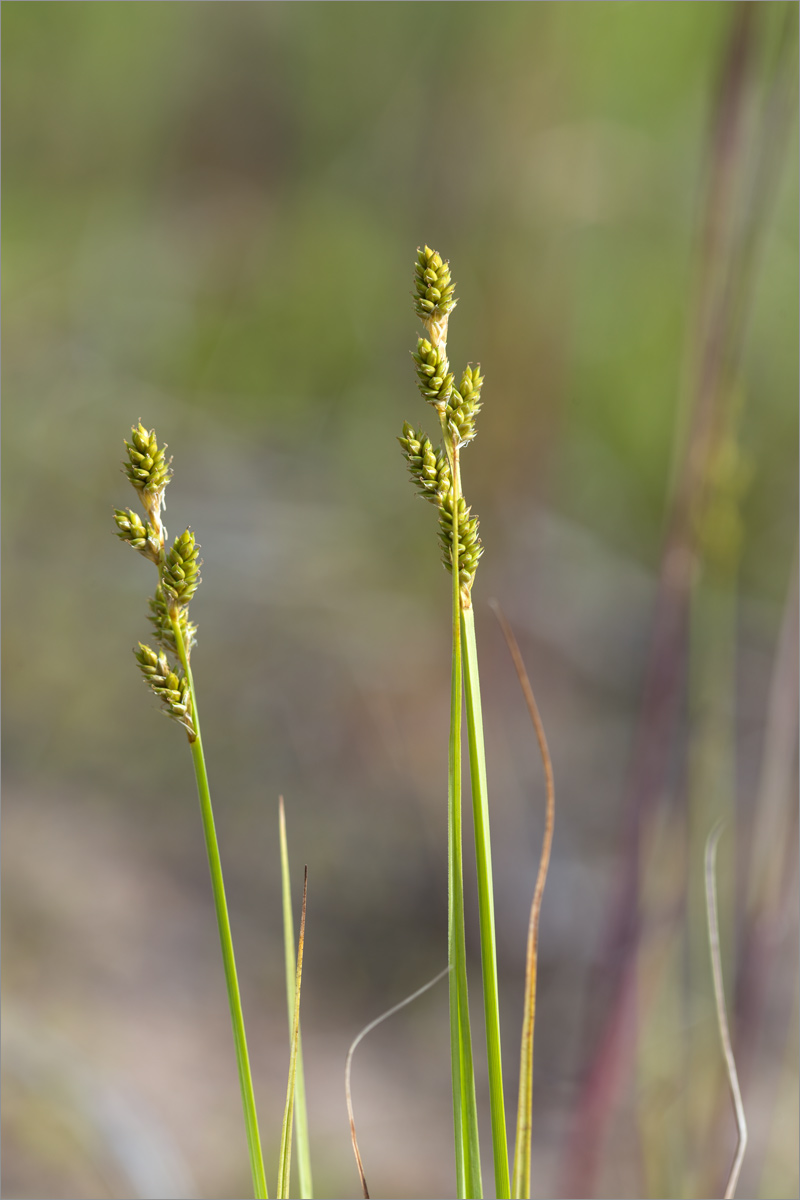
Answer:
top-left (2, 4), bottom-right (797, 1199)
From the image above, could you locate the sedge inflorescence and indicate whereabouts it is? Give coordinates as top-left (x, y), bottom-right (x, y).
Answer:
top-left (401, 246), bottom-right (484, 602)
top-left (114, 423), bottom-right (201, 738)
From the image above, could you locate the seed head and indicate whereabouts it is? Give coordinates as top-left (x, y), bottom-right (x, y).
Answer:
top-left (399, 423), bottom-right (451, 505)
top-left (446, 365), bottom-right (484, 447)
top-left (413, 338), bottom-right (454, 410)
top-left (124, 424), bottom-right (172, 496)
top-left (162, 530), bottom-right (202, 607)
top-left (134, 643), bottom-right (196, 738)
top-left (113, 508), bottom-right (162, 563)
top-left (438, 492), bottom-right (483, 594)
top-left (414, 246), bottom-right (456, 343)
top-left (148, 584), bottom-right (198, 658)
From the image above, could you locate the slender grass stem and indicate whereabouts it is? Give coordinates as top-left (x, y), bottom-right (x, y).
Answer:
top-left (278, 798), bottom-right (314, 1199)
top-left (447, 442), bottom-right (483, 1200)
top-left (461, 604), bottom-right (510, 1199)
top-left (277, 867), bottom-right (308, 1200)
top-left (171, 618), bottom-right (269, 1200)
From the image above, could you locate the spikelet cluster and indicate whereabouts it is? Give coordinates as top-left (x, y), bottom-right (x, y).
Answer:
top-left (413, 245), bottom-right (457, 338)
top-left (113, 508), bottom-right (161, 563)
top-left (148, 584), bottom-right (198, 659)
top-left (399, 423), bottom-right (450, 505)
top-left (115, 423), bottom-right (201, 739)
top-left (402, 247), bottom-right (484, 601)
top-left (134, 644), bottom-right (195, 737)
top-left (446, 365), bottom-right (483, 447)
top-left (413, 338), bottom-right (454, 410)
top-left (162, 530), bottom-right (202, 606)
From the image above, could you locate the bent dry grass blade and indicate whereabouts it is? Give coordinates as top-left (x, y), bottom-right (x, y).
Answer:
top-left (345, 967), bottom-right (451, 1200)
top-left (705, 823), bottom-right (747, 1199)
top-left (277, 866), bottom-right (308, 1200)
top-left (490, 602), bottom-right (555, 1200)
top-left (278, 798), bottom-right (313, 1199)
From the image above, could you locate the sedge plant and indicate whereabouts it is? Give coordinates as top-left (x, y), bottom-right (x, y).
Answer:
top-left (400, 247), bottom-right (509, 1199)
top-left (114, 426), bottom-right (312, 1200)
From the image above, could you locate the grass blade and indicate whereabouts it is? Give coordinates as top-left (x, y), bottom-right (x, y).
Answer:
top-left (461, 604), bottom-right (511, 1199)
top-left (278, 798), bottom-right (314, 1199)
top-left (705, 823), bottom-right (747, 1199)
top-left (490, 602), bottom-right (555, 1200)
top-left (173, 620), bottom-right (269, 1200)
top-left (277, 866), bottom-right (308, 1200)
top-left (448, 453), bottom-right (483, 1200)
top-left (345, 966), bottom-right (451, 1199)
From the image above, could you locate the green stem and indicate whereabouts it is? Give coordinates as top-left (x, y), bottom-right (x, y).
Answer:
top-left (277, 868), bottom-right (308, 1200)
top-left (447, 441), bottom-right (483, 1200)
top-left (461, 604), bottom-right (510, 1199)
top-left (172, 617), bottom-right (269, 1200)
top-left (279, 799), bottom-right (313, 1198)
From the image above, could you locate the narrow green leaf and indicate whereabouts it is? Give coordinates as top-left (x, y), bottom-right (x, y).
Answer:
top-left (172, 619), bottom-right (269, 1200)
top-left (279, 798), bottom-right (314, 1198)
top-left (448, 446), bottom-right (483, 1200)
top-left (461, 604), bottom-right (510, 1199)
top-left (277, 867), bottom-right (308, 1200)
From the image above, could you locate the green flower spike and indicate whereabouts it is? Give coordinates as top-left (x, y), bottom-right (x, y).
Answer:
top-left (446, 365), bottom-right (484, 447)
top-left (113, 508), bottom-right (161, 563)
top-left (413, 338), bottom-right (455, 410)
top-left (162, 530), bottom-right (202, 608)
top-left (123, 423), bottom-right (172, 537)
top-left (398, 423), bottom-right (451, 505)
top-left (124, 423), bottom-right (173, 495)
top-left (438, 492), bottom-right (483, 591)
top-left (148, 583), bottom-right (198, 658)
top-left (134, 642), bottom-right (195, 738)
top-left (414, 245), bottom-right (457, 346)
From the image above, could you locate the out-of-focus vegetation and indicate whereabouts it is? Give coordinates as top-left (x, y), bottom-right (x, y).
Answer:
top-left (2, 4), bottom-right (797, 1199)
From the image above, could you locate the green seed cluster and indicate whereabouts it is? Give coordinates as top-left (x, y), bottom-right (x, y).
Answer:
top-left (402, 247), bottom-right (484, 601)
top-left (446, 365), bottom-right (483, 447)
top-left (399, 423), bottom-right (450, 505)
top-left (162, 530), bottom-right (202, 606)
top-left (413, 245), bottom-right (457, 329)
top-left (438, 491), bottom-right (483, 588)
top-left (115, 423), bottom-right (201, 739)
top-left (113, 508), bottom-right (161, 563)
top-left (134, 643), bottom-right (195, 738)
top-left (124, 423), bottom-right (172, 495)
top-left (148, 584), bottom-right (198, 659)
top-left (413, 338), bottom-right (454, 410)
top-left (398, 423), bottom-right (482, 586)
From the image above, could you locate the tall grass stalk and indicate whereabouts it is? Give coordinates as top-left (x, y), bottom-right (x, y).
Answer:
top-left (114, 425), bottom-right (268, 1200)
top-left (277, 867), bottom-right (308, 1200)
top-left (278, 798), bottom-right (313, 1199)
top-left (447, 448), bottom-right (483, 1200)
top-left (174, 622), bottom-right (269, 1200)
top-left (401, 247), bottom-right (509, 1197)
top-left (461, 605), bottom-right (510, 1198)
